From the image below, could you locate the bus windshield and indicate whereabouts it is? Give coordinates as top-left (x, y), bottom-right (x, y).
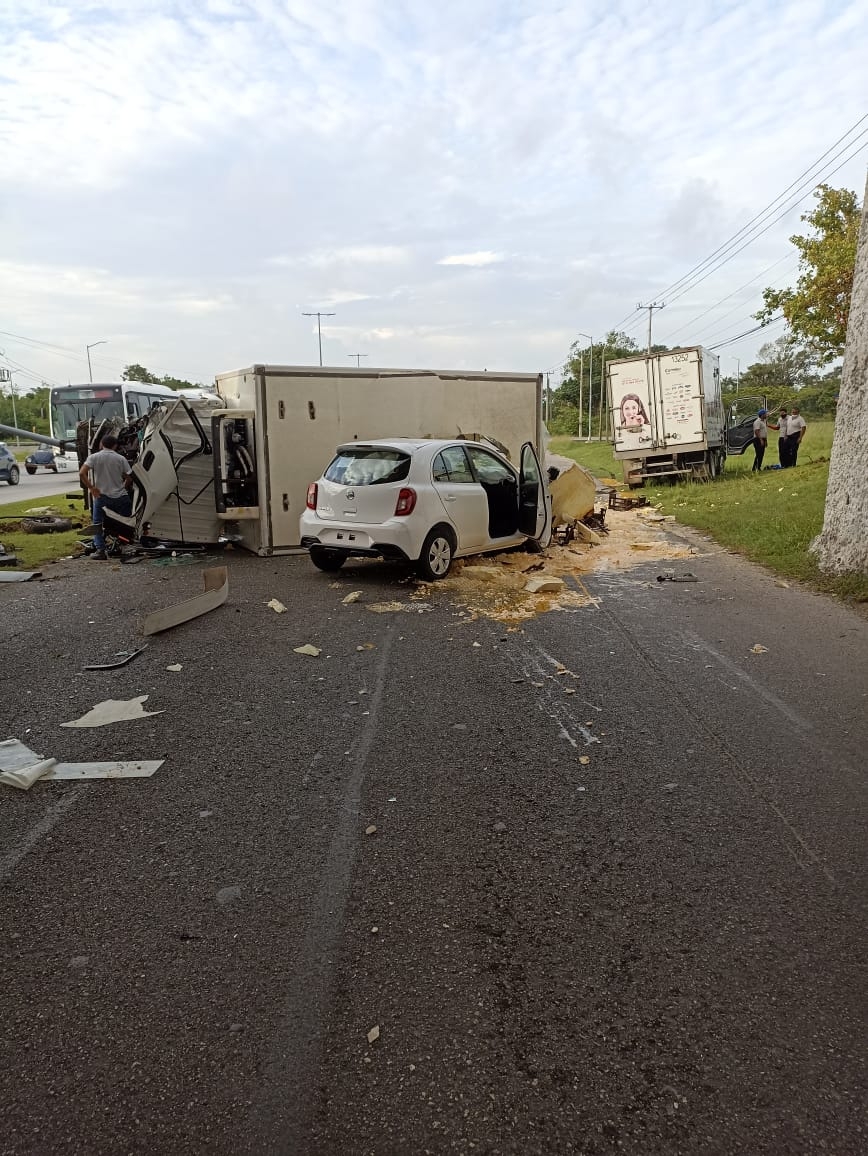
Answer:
top-left (50, 387), bottom-right (124, 440)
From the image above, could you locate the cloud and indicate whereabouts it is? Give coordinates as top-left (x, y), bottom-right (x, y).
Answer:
top-left (1, 1), bottom-right (867, 383)
top-left (268, 246), bottom-right (409, 269)
top-left (437, 252), bottom-right (505, 267)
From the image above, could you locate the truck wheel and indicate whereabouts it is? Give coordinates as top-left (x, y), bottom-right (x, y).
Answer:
top-left (310, 547), bottom-right (346, 572)
top-left (20, 516), bottom-right (73, 534)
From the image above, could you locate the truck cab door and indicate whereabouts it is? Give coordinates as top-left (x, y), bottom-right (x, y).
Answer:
top-left (725, 395), bottom-right (766, 454)
top-left (517, 442), bottom-right (552, 542)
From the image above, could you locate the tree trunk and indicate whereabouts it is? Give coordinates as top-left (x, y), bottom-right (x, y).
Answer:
top-left (811, 175), bottom-right (868, 575)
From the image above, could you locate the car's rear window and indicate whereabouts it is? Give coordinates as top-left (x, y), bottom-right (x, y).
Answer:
top-left (324, 448), bottom-right (411, 486)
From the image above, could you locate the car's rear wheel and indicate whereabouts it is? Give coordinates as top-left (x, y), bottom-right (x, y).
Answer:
top-left (8, 466), bottom-right (20, 486)
top-left (310, 547), bottom-right (346, 572)
top-left (417, 526), bottom-right (455, 581)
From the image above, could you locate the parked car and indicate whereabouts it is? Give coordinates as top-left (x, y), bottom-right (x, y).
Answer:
top-left (0, 442), bottom-right (20, 486)
top-left (24, 447), bottom-right (58, 475)
top-left (300, 438), bottom-right (551, 580)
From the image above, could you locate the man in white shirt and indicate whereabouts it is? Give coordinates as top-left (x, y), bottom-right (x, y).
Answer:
top-left (751, 409), bottom-right (769, 472)
top-left (79, 434), bottom-right (133, 560)
top-left (769, 407), bottom-right (790, 467)
top-left (787, 406), bottom-right (807, 467)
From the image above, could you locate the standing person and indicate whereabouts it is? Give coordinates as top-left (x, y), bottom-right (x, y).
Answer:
top-left (751, 409), bottom-right (769, 472)
top-left (787, 405), bottom-right (807, 467)
top-left (79, 434), bottom-right (133, 560)
top-left (769, 407), bottom-right (790, 467)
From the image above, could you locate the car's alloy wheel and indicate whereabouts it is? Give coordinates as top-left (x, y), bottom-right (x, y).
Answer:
top-left (8, 466), bottom-right (19, 485)
top-left (417, 528), bottom-right (454, 580)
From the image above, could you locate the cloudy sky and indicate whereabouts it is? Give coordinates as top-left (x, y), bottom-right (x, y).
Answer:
top-left (1, 0), bottom-right (866, 391)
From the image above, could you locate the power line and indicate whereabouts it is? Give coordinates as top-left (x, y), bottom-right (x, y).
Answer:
top-left (651, 113), bottom-right (868, 304)
top-left (612, 114), bottom-right (868, 337)
top-left (707, 316), bottom-right (785, 351)
top-left (661, 253), bottom-right (795, 344)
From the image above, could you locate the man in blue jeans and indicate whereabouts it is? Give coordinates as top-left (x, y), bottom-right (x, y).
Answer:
top-left (79, 434), bottom-right (133, 560)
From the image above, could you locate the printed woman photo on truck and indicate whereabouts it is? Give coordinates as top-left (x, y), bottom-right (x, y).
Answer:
top-left (619, 393), bottom-right (650, 428)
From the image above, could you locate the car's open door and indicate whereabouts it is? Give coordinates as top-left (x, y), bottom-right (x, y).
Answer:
top-left (517, 442), bottom-right (552, 542)
top-left (726, 395), bottom-right (767, 454)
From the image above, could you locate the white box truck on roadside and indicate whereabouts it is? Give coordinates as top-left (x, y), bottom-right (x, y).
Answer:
top-left (606, 347), bottom-right (725, 485)
top-left (120, 365), bottom-right (545, 553)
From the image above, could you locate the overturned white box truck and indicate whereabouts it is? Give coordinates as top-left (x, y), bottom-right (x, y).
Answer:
top-left (123, 365), bottom-right (546, 553)
top-left (606, 347), bottom-right (725, 485)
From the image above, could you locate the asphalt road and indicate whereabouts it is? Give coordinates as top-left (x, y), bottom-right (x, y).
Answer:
top-left (1, 533), bottom-right (865, 1155)
top-left (0, 468), bottom-right (80, 506)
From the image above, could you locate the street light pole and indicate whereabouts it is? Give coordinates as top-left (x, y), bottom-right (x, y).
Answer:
top-left (731, 357), bottom-right (741, 395)
top-left (302, 312), bottom-right (336, 366)
top-left (86, 340), bottom-right (107, 383)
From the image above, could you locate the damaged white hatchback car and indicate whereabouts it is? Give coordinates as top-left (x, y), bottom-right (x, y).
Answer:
top-left (299, 438), bottom-right (551, 580)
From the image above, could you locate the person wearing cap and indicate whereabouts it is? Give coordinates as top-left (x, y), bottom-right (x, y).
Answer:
top-left (769, 407), bottom-right (790, 467)
top-left (751, 409), bottom-right (769, 472)
top-left (787, 405), bottom-right (807, 466)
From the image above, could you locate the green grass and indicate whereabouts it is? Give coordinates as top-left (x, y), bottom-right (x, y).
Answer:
top-left (551, 422), bottom-right (867, 603)
top-left (0, 494), bottom-right (89, 570)
top-left (548, 436), bottom-right (620, 479)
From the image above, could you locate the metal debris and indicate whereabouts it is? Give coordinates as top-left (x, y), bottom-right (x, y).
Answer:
top-left (83, 644), bottom-right (149, 671)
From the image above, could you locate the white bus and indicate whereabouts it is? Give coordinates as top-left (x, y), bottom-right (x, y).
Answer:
top-left (49, 382), bottom-right (179, 466)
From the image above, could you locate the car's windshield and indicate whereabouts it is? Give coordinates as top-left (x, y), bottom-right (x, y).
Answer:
top-left (324, 448), bottom-right (411, 486)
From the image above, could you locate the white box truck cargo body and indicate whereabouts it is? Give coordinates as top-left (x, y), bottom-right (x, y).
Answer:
top-left (214, 365), bottom-right (544, 553)
top-left (607, 347), bottom-right (724, 484)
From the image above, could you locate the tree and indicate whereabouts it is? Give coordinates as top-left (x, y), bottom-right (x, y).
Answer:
top-left (121, 364), bottom-right (203, 390)
top-left (122, 364), bottom-right (160, 383)
top-left (757, 184), bottom-right (862, 362)
top-left (812, 175), bottom-right (868, 575)
top-left (0, 384), bottom-right (51, 434)
top-left (551, 330), bottom-right (664, 436)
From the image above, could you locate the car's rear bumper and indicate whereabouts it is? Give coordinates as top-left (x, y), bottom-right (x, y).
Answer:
top-left (299, 512), bottom-right (418, 562)
top-left (300, 536), bottom-right (411, 562)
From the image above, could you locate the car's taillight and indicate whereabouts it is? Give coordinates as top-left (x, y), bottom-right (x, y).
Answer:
top-left (394, 487), bottom-right (416, 516)
top-left (306, 482), bottom-right (318, 510)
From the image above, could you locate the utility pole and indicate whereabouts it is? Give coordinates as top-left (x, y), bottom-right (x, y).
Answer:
top-left (574, 332), bottom-right (592, 440)
top-left (347, 353), bottom-right (368, 368)
top-left (8, 374), bottom-right (19, 445)
top-left (302, 311), bottom-right (336, 366)
top-left (637, 302), bottom-right (665, 353)
top-left (86, 340), bottom-right (107, 383)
